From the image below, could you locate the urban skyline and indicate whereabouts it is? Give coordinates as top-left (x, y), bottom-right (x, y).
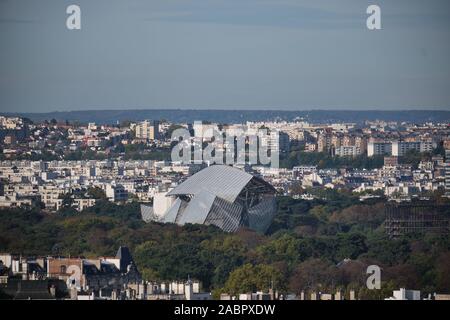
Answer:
top-left (1, 114), bottom-right (449, 301)
top-left (1, 0), bottom-right (449, 308)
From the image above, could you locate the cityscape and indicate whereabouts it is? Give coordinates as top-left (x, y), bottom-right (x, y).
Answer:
top-left (0, 113), bottom-right (449, 300)
top-left (1, 0), bottom-right (450, 313)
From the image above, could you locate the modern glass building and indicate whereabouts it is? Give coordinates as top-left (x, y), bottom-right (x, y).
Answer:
top-left (142, 165), bottom-right (277, 233)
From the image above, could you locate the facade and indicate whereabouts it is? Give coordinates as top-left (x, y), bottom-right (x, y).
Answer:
top-left (317, 132), bottom-right (332, 152)
top-left (105, 184), bottom-right (128, 202)
top-left (143, 165), bottom-right (277, 233)
top-left (47, 246), bottom-right (141, 295)
top-left (277, 131), bottom-right (291, 153)
top-left (0, 247), bottom-right (142, 300)
top-left (385, 202), bottom-right (450, 237)
top-left (39, 185), bottom-right (65, 210)
top-left (392, 141), bottom-right (421, 157)
top-left (220, 292), bottom-right (275, 300)
top-left (73, 198), bottom-right (97, 211)
top-left (335, 146), bottom-right (361, 157)
top-left (368, 140), bottom-right (392, 157)
top-left (145, 279), bottom-right (211, 300)
top-left (386, 288), bottom-right (421, 300)
top-left (0, 193), bottom-right (39, 208)
top-left (135, 120), bottom-right (160, 141)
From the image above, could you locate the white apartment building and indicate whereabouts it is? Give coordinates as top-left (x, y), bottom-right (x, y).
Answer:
top-left (0, 193), bottom-right (37, 208)
top-left (105, 184), bottom-right (128, 202)
top-left (39, 185), bottom-right (65, 210)
top-left (391, 141), bottom-right (420, 157)
top-left (385, 183), bottom-right (421, 197)
top-left (386, 288), bottom-right (421, 300)
top-left (335, 146), bottom-right (361, 157)
top-left (390, 140), bottom-right (435, 157)
top-left (367, 140), bottom-right (392, 157)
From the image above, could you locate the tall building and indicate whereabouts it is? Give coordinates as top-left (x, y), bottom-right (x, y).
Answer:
top-left (367, 139), bottom-right (392, 157)
top-left (278, 131), bottom-right (291, 153)
top-left (391, 139), bottom-right (436, 157)
top-left (135, 120), bottom-right (160, 140)
top-left (105, 184), bottom-right (128, 202)
top-left (419, 138), bottom-right (435, 153)
top-left (260, 131), bottom-right (290, 154)
top-left (355, 136), bottom-right (368, 154)
top-left (331, 134), bottom-right (343, 149)
top-left (317, 132), bottom-right (332, 153)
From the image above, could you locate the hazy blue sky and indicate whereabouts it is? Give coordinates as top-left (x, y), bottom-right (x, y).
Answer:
top-left (0, 0), bottom-right (450, 112)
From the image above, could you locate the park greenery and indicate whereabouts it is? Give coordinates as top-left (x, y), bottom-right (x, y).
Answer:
top-left (0, 190), bottom-right (449, 299)
top-left (280, 151), bottom-right (385, 170)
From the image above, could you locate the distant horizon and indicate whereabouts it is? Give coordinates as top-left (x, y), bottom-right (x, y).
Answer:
top-left (2, 106), bottom-right (450, 114)
top-left (2, 108), bottom-right (449, 125)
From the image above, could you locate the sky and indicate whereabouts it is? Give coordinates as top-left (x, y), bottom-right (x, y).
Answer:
top-left (0, 0), bottom-right (450, 113)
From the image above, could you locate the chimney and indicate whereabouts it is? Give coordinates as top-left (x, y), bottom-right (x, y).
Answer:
top-left (300, 290), bottom-right (305, 300)
top-left (185, 279), bottom-right (194, 301)
top-left (70, 287), bottom-right (78, 300)
top-left (310, 292), bottom-right (319, 300)
top-left (49, 285), bottom-right (56, 297)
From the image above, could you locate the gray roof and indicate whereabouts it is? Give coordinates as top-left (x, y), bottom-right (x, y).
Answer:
top-left (177, 190), bottom-right (216, 225)
top-left (140, 204), bottom-right (155, 223)
top-left (166, 165), bottom-right (269, 203)
top-left (162, 198), bottom-right (182, 223)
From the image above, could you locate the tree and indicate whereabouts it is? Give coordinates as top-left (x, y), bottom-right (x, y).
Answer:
top-left (141, 267), bottom-right (161, 281)
top-left (358, 280), bottom-right (398, 300)
top-left (288, 258), bottom-right (337, 294)
top-left (199, 237), bottom-right (246, 288)
top-left (310, 205), bottom-right (330, 222)
top-left (335, 233), bottom-right (368, 260)
top-left (255, 234), bottom-right (302, 268)
top-left (366, 235), bottom-right (413, 265)
top-left (329, 203), bottom-right (385, 229)
top-left (336, 259), bottom-right (368, 288)
top-left (435, 252), bottom-right (450, 293)
top-left (87, 187), bottom-right (107, 200)
top-left (60, 193), bottom-right (74, 209)
top-left (222, 264), bottom-right (285, 295)
top-left (384, 263), bottom-right (420, 289)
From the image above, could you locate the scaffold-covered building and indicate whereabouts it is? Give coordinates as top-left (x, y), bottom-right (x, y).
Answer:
top-left (385, 202), bottom-right (450, 237)
top-left (141, 165), bottom-right (277, 233)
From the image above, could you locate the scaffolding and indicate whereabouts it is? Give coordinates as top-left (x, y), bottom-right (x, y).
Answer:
top-left (385, 202), bottom-right (450, 238)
